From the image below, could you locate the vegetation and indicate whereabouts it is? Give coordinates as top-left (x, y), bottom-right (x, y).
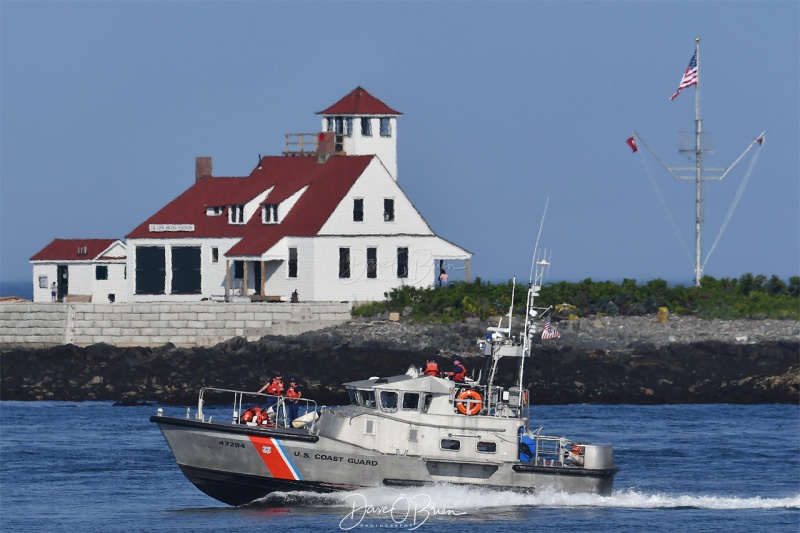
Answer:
top-left (351, 274), bottom-right (800, 322)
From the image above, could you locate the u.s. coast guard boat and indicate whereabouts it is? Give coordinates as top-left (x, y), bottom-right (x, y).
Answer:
top-left (151, 262), bottom-right (618, 506)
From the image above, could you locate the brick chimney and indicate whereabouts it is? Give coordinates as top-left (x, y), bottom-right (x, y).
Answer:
top-left (317, 132), bottom-right (335, 164)
top-left (195, 156), bottom-right (212, 182)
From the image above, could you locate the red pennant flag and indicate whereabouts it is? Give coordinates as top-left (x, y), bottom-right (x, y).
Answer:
top-left (756, 136), bottom-right (764, 145)
top-left (626, 136), bottom-right (638, 153)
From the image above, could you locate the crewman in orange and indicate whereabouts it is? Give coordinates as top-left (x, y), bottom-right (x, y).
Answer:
top-left (423, 357), bottom-right (440, 377)
top-left (446, 360), bottom-right (467, 383)
top-left (258, 373), bottom-right (284, 415)
top-left (285, 379), bottom-right (302, 426)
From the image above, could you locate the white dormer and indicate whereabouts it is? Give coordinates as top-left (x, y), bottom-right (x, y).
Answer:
top-left (317, 87), bottom-right (402, 181)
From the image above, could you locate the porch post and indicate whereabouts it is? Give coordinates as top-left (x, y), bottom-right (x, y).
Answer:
top-left (243, 261), bottom-right (249, 297)
top-left (261, 260), bottom-right (265, 295)
top-left (465, 259), bottom-right (471, 283)
top-left (225, 260), bottom-right (230, 302)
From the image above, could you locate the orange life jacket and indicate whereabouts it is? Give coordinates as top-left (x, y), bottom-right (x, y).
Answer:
top-left (452, 364), bottom-right (467, 382)
top-left (423, 362), bottom-right (440, 376)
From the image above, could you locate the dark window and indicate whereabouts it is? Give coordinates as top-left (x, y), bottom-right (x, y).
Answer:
top-left (95, 266), bottom-right (108, 280)
top-left (171, 247), bottom-right (201, 294)
top-left (348, 389), bottom-right (359, 405)
top-left (402, 392), bottom-right (420, 410)
top-left (135, 246), bottom-right (166, 295)
top-left (229, 205), bottom-right (244, 224)
top-left (353, 199), bottom-right (364, 222)
top-left (345, 117), bottom-right (353, 136)
top-left (477, 441), bottom-right (497, 453)
top-left (326, 117), bottom-right (333, 131)
top-left (263, 204), bottom-right (278, 223)
top-left (422, 393), bottom-right (433, 413)
top-left (361, 117), bottom-right (372, 136)
top-left (288, 248), bottom-right (298, 278)
top-left (234, 260), bottom-right (244, 279)
top-left (360, 389), bottom-right (376, 408)
top-left (397, 247), bottom-right (408, 278)
top-left (367, 248), bottom-right (377, 279)
top-left (440, 439), bottom-right (461, 451)
top-left (384, 199), bottom-right (395, 221)
top-left (380, 117), bottom-right (391, 137)
top-left (379, 391), bottom-right (398, 412)
top-left (334, 116), bottom-right (344, 134)
top-left (339, 248), bottom-right (350, 278)
top-left (211, 247), bottom-right (219, 263)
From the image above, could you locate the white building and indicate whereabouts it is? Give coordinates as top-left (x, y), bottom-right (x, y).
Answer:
top-left (29, 239), bottom-right (128, 303)
top-left (34, 87), bottom-right (472, 303)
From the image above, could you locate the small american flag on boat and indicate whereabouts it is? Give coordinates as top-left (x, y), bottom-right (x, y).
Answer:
top-left (541, 317), bottom-right (561, 339)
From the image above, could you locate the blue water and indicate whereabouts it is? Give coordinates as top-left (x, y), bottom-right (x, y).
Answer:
top-left (0, 280), bottom-right (32, 300)
top-left (1, 403), bottom-right (797, 532)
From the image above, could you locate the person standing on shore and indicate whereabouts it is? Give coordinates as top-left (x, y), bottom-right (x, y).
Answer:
top-left (51, 282), bottom-right (57, 303)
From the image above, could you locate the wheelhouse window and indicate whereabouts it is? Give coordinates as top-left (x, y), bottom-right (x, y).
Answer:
top-left (262, 204), bottom-right (279, 224)
top-left (422, 393), bottom-right (433, 413)
top-left (339, 248), bottom-right (350, 278)
top-left (361, 117), bottom-right (372, 136)
top-left (379, 391), bottom-right (398, 412)
top-left (384, 199), bottom-right (395, 221)
top-left (380, 117), bottom-right (391, 137)
top-left (288, 248), bottom-right (298, 278)
top-left (360, 389), bottom-right (376, 408)
top-left (229, 205), bottom-right (245, 224)
top-left (397, 247), bottom-right (408, 278)
top-left (477, 441), bottom-right (497, 453)
top-left (440, 439), bottom-right (461, 451)
top-left (348, 389), bottom-right (359, 405)
top-left (353, 199), bottom-right (364, 222)
top-left (95, 266), bottom-right (108, 280)
top-left (211, 247), bottom-right (219, 263)
top-left (367, 248), bottom-right (377, 279)
top-left (402, 392), bottom-right (420, 410)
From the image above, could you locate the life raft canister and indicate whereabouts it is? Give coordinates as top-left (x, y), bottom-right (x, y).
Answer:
top-left (456, 389), bottom-right (483, 416)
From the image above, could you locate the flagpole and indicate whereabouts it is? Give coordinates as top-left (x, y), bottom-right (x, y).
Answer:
top-left (693, 36), bottom-right (703, 286)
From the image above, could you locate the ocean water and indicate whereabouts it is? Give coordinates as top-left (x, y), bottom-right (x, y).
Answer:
top-left (0, 280), bottom-right (32, 300)
top-left (0, 402), bottom-right (797, 532)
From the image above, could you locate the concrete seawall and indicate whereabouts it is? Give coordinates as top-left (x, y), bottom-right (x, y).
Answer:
top-left (0, 302), bottom-right (351, 348)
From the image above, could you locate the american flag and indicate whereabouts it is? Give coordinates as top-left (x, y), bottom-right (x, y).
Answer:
top-left (541, 317), bottom-right (561, 339)
top-left (669, 50), bottom-right (698, 101)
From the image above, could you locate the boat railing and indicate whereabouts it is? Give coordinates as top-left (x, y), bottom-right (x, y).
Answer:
top-left (530, 435), bottom-right (575, 466)
top-left (196, 387), bottom-right (319, 431)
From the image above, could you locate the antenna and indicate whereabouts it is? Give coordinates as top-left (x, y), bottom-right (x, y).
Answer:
top-left (632, 37), bottom-right (765, 286)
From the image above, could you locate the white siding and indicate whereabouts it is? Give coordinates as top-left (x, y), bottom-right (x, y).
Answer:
top-left (31, 265), bottom-right (57, 303)
top-left (321, 116), bottom-right (398, 180)
top-left (319, 159), bottom-right (432, 236)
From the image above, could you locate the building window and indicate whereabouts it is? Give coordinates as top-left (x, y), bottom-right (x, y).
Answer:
top-left (345, 117), bottom-right (353, 137)
top-left (397, 247), bottom-right (408, 278)
top-left (440, 439), bottom-right (461, 451)
top-left (353, 199), bottom-right (364, 222)
top-left (367, 248), bottom-right (377, 279)
top-left (361, 117), bottom-right (372, 136)
top-left (263, 203), bottom-right (279, 224)
top-left (124, 266), bottom-right (127, 279)
top-left (332, 116), bottom-right (352, 135)
top-left (339, 248), bottom-right (350, 278)
top-left (288, 248), bottom-right (298, 278)
top-left (38, 276), bottom-right (48, 289)
top-left (95, 266), bottom-right (108, 280)
top-left (206, 206), bottom-right (224, 216)
top-left (380, 117), bottom-right (391, 137)
top-left (211, 247), bottom-right (219, 263)
top-left (384, 199), bottom-right (395, 221)
top-left (234, 260), bottom-right (244, 279)
top-left (229, 205), bottom-right (245, 224)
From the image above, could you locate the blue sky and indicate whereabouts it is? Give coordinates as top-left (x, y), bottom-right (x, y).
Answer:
top-left (2, 1), bottom-right (798, 286)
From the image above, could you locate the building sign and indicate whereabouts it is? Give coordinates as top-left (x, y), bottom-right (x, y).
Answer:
top-left (149, 224), bottom-right (195, 233)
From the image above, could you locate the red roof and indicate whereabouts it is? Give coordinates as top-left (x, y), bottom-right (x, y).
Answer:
top-left (318, 87), bottom-right (401, 116)
top-left (30, 239), bottom-right (120, 262)
top-left (126, 155), bottom-right (374, 257)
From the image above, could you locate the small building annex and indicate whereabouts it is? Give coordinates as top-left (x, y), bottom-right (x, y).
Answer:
top-left (123, 87), bottom-right (471, 303)
top-left (29, 239), bottom-right (128, 303)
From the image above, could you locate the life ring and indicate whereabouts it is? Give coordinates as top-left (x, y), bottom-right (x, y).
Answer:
top-left (241, 407), bottom-right (267, 425)
top-left (456, 389), bottom-right (483, 416)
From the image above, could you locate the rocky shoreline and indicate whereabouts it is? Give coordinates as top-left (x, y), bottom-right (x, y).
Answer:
top-left (1, 315), bottom-right (798, 405)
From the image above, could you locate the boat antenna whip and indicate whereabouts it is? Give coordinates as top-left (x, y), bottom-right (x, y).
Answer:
top-left (520, 199), bottom-right (550, 394)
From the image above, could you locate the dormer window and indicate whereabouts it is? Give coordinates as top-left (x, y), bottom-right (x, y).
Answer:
top-left (262, 204), bottom-right (279, 224)
top-left (206, 206), bottom-right (224, 216)
top-left (229, 205), bottom-right (245, 224)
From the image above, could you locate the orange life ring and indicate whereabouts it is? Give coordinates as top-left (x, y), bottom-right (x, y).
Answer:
top-left (456, 389), bottom-right (483, 416)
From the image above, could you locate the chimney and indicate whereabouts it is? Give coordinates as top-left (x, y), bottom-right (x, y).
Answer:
top-left (195, 156), bottom-right (212, 182)
top-left (316, 132), bottom-right (335, 164)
